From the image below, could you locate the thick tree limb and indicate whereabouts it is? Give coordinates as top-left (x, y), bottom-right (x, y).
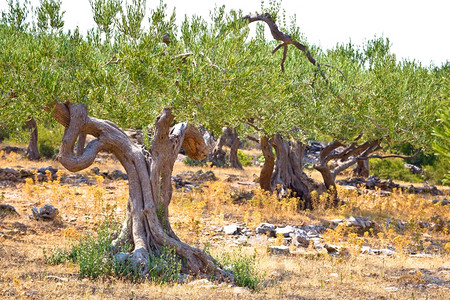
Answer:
top-left (244, 13), bottom-right (325, 78)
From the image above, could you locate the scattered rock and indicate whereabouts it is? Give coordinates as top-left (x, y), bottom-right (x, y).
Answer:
top-left (405, 163), bottom-right (422, 174)
top-left (268, 245), bottom-right (290, 255)
top-left (1, 146), bottom-right (26, 156)
top-left (187, 278), bottom-right (217, 289)
top-left (361, 246), bottom-right (396, 256)
top-left (191, 170), bottom-right (217, 183)
top-left (432, 199), bottom-right (449, 206)
top-left (345, 216), bottom-right (376, 230)
top-left (91, 167), bottom-right (127, 180)
top-left (331, 219), bottom-right (344, 226)
top-left (337, 176), bottom-right (443, 195)
top-left (224, 174), bottom-right (240, 182)
top-left (324, 243), bottom-right (340, 254)
top-left (231, 191), bottom-right (254, 203)
top-left (223, 224), bottom-right (240, 235)
top-left (275, 225), bottom-right (295, 237)
top-left (171, 175), bottom-right (199, 191)
top-left (255, 223), bottom-right (276, 236)
top-left (290, 229), bottom-right (310, 248)
top-left (109, 170), bottom-right (128, 180)
top-left (409, 253), bottom-right (433, 258)
top-left (384, 286), bottom-right (399, 292)
top-left (45, 275), bottom-right (69, 282)
top-left (0, 204), bottom-right (20, 217)
top-left (31, 204), bottom-right (59, 221)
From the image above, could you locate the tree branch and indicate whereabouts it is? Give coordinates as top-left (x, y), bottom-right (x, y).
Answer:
top-left (360, 150), bottom-right (421, 161)
top-left (55, 103), bottom-right (104, 172)
top-left (244, 13), bottom-right (325, 78)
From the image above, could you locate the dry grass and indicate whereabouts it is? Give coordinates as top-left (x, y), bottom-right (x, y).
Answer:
top-left (1, 151), bottom-right (449, 299)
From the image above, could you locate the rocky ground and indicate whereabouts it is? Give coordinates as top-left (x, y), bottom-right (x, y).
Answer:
top-left (0, 147), bottom-right (449, 299)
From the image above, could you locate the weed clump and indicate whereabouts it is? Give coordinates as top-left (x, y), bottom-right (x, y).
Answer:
top-left (218, 247), bottom-right (264, 290)
top-left (44, 212), bottom-right (181, 283)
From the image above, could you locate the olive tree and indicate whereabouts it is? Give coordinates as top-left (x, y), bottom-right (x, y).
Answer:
top-left (0, 1), bottom-right (280, 277)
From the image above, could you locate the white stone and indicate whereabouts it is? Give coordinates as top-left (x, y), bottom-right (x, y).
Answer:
top-left (223, 224), bottom-right (240, 235)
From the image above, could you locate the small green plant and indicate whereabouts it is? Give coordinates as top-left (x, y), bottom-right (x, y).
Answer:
top-left (183, 156), bottom-right (206, 167)
top-left (237, 150), bottom-right (253, 167)
top-left (147, 245), bottom-right (182, 283)
top-left (44, 210), bottom-right (182, 283)
top-left (44, 247), bottom-right (72, 265)
top-left (423, 159), bottom-right (450, 186)
top-left (219, 247), bottom-right (264, 290)
top-left (369, 158), bottom-right (423, 183)
top-left (38, 125), bottom-right (64, 158)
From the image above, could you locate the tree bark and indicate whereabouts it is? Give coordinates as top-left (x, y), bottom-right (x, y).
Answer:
top-left (314, 139), bottom-right (380, 202)
top-left (259, 136), bottom-right (274, 191)
top-left (271, 134), bottom-right (314, 209)
top-left (26, 118), bottom-right (41, 160)
top-left (229, 128), bottom-right (243, 170)
top-left (354, 159), bottom-right (370, 178)
top-left (209, 127), bottom-right (229, 167)
top-left (50, 102), bottom-right (224, 278)
top-left (209, 126), bottom-right (242, 169)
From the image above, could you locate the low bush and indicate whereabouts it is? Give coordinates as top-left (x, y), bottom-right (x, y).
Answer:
top-left (237, 150), bottom-right (253, 167)
top-left (218, 247), bottom-right (264, 290)
top-left (423, 159), bottom-right (450, 186)
top-left (369, 158), bottom-right (423, 183)
top-left (44, 211), bottom-right (181, 283)
top-left (38, 125), bottom-right (64, 158)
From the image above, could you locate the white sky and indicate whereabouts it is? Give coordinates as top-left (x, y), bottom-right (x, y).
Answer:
top-left (1, 0), bottom-right (449, 66)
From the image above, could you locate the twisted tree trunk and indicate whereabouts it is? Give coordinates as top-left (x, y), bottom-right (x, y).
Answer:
top-left (271, 134), bottom-right (314, 209)
top-left (314, 139), bottom-right (380, 202)
top-left (259, 136), bottom-right (275, 192)
top-left (26, 118), bottom-right (41, 160)
top-left (229, 128), bottom-right (243, 170)
top-left (354, 159), bottom-right (370, 178)
top-left (209, 127), bottom-right (229, 167)
top-left (210, 126), bottom-right (242, 169)
top-left (50, 102), bottom-right (224, 278)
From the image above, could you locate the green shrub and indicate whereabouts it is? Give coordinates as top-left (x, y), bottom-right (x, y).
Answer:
top-left (44, 210), bottom-right (182, 283)
top-left (219, 247), bottom-right (264, 290)
top-left (44, 247), bottom-right (73, 265)
top-left (183, 156), bottom-right (207, 167)
top-left (237, 150), bottom-right (253, 167)
top-left (423, 159), bottom-right (450, 186)
top-left (369, 158), bottom-right (423, 183)
top-left (38, 125), bottom-right (64, 158)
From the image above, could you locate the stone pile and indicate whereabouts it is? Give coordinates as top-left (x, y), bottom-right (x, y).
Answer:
top-left (91, 167), bottom-right (128, 180)
top-left (0, 204), bottom-right (20, 218)
top-left (1, 146), bottom-right (27, 156)
top-left (337, 175), bottom-right (443, 195)
top-left (172, 170), bottom-right (218, 191)
top-left (0, 166), bottom-right (58, 183)
top-left (31, 204), bottom-right (59, 221)
top-left (217, 216), bottom-right (439, 257)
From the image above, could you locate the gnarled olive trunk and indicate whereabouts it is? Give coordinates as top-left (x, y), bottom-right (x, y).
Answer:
top-left (209, 127), bottom-right (228, 167)
top-left (210, 126), bottom-right (242, 169)
top-left (50, 102), bottom-right (224, 278)
top-left (353, 159), bottom-right (370, 178)
top-left (26, 118), bottom-right (41, 160)
top-left (270, 134), bottom-right (314, 209)
top-left (259, 136), bottom-right (275, 191)
top-left (314, 139), bottom-right (380, 202)
top-left (228, 128), bottom-right (243, 170)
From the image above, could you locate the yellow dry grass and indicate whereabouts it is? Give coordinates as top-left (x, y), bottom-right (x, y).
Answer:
top-left (0, 151), bottom-right (449, 299)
